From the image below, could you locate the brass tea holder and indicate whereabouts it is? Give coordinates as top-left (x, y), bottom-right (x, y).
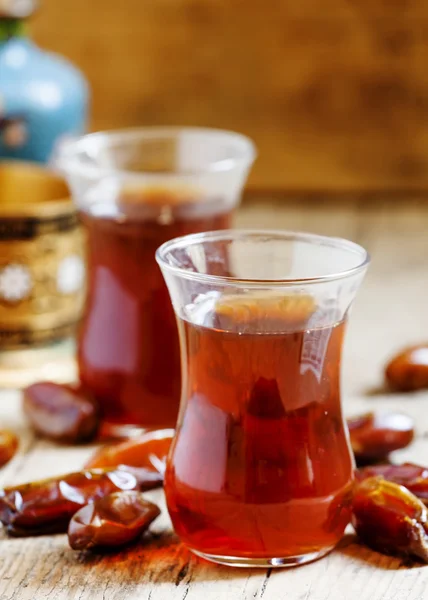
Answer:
top-left (0, 161), bottom-right (83, 388)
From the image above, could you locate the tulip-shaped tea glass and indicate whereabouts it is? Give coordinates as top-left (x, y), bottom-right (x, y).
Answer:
top-left (157, 230), bottom-right (370, 567)
top-left (57, 128), bottom-right (255, 435)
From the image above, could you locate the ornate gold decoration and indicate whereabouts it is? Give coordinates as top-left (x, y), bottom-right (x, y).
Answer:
top-left (0, 161), bottom-right (85, 348)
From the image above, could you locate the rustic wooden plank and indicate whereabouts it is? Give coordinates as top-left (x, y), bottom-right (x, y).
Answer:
top-left (31, 1), bottom-right (428, 192)
top-left (1, 200), bottom-right (428, 598)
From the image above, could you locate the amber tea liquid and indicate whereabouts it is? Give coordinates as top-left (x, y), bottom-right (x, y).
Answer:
top-left (79, 193), bottom-right (231, 431)
top-left (166, 295), bottom-right (354, 560)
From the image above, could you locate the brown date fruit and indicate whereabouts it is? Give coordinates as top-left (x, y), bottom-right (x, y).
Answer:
top-left (385, 345), bottom-right (428, 391)
top-left (347, 412), bottom-right (414, 463)
top-left (0, 430), bottom-right (18, 468)
top-left (85, 428), bottom-right (173, 473)
top-left (23, 382), bottom-right (100, 444)
top-left (68, 491), bottom-right (160, 551)
top-left (356, 463), bottom-right (428, 505)
top-left (352, 476), bottom-right (428, 562)
top-left (0, 465), bottom-right (163, 536)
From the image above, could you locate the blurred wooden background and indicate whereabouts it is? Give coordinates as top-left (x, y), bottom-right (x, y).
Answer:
top-left (32, 0), bottom-right (428, 193)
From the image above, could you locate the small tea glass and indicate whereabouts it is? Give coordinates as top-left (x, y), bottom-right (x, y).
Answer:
top-left (57, 128), bottom-right (255, 436)
top-left (156, 229), bottom-right (370, 568)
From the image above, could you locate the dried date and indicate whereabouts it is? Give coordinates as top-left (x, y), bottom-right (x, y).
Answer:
top-left (0, 430), bottom-right (18, 468)
top-left (85, 428), bottom-right (174, 474)
top-left (23, 382), bottom-right (100, 444)
top-left (0, 465), bottom-right (163, 536)
top-left (356, 463), bottom-right (428, 505)
top-left (385, 345), bottom-right (428, 391)
top-left (352, 476), bottom-right (428, 562)
top-left (68, 491), bottom-right (160, 551)
top-left (347, 412), bottom-right (414, 463)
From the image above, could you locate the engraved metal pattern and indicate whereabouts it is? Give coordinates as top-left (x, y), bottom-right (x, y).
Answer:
top-left (0, 213), bottom-right (85, 349)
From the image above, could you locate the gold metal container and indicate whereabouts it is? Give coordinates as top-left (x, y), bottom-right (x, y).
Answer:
top-left (0, 161), bottom-right (85, 350)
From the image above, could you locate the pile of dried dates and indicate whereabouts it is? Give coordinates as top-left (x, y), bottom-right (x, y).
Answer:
top-left (1, 384), bottom-right (173, 551)
top-left (0, 353), bottom-right (427, 561)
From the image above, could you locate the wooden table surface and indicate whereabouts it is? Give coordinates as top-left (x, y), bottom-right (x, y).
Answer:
top-left (1, 197), bottom-right (428, 600)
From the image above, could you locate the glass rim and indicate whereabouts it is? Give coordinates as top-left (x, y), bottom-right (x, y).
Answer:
top-left (55, 126), bottom-right (257, 181)
top-left (156, 229), bottom-right (371, 287)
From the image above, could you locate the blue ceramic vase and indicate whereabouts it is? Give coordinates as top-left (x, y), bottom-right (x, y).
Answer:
top-left (0, 5), bottom-right (88, 163)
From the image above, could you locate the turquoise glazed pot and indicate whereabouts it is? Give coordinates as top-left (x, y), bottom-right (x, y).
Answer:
top-left (0, 7), bottom-right (88, 163)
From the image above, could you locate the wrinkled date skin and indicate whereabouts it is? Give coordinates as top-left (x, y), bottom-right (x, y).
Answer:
top-left (347, 412), bottom-right (414, 463)
top-left (85, 429), bottom-right (174, 473)
top-left (385, 345), bottom-right (428, 391)
top-left (0, 466), bottom-right (163, 536)
top-left (352, 477), bottom-right (428, 562)
top-left (356, 463), bottom-right (428, 505)
top-left (23, 382), bottom-right (100, 444)
top-left (68, 491), bottom-right (161, 551)
top-left (0, 430), bottom-right (18, 468)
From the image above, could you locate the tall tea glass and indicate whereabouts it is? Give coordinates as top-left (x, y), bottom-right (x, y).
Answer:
top-left (157, 230), bottom-right (370, 567)
top-left (57, 128), bottom-right (255, 435)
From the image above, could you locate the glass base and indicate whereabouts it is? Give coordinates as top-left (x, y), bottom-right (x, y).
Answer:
top-left (190, 545), bottom-right (335, 568)
top-left (0, 338), bottom-right (77, 389)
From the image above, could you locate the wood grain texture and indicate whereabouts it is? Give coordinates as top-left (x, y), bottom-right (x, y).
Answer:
top-left (1, 199), bottom-right (428, 598)
top-left (30, 1), bottom-right (428, 192)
